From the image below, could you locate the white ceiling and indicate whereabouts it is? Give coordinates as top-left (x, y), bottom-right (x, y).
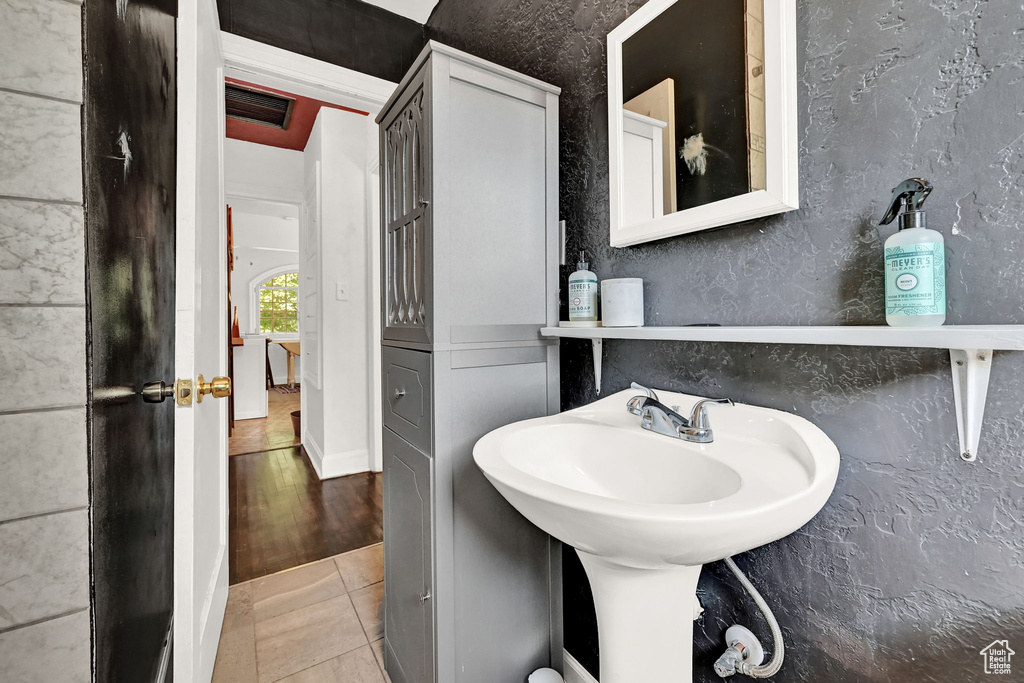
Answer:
top-left (360, 0), bottom-right (439, 23)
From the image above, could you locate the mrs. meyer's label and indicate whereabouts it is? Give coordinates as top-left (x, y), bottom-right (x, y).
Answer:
top-left (884, 243), bottom-right (945, 316)
top-left (568, 279), bottom-right (598, 320)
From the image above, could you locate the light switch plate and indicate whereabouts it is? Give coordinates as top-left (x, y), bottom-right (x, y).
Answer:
top-left (336, 282), bottom-right (349, 301)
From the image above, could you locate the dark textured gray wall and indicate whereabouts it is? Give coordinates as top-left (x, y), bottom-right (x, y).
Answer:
top-left (218, 0), bottom-right (426, 83)
top-left (427, 1), bottom-right (1024, 681)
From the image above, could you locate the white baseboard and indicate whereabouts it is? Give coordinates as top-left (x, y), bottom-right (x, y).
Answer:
top-left (563, 650), bottom-right (599, 683)
top-left (320, 448), bottom-right (371, 479)
top-left (302, 435), bottom-right (370, 479)
top-left (301, 430), bottom-right (324, 472)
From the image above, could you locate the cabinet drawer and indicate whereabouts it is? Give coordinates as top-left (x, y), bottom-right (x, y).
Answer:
top-left (383, 346), bottom-right (432, 455)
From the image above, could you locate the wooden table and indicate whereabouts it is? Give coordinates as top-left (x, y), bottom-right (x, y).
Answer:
top-left (273, 340), bottom-right (301, 387)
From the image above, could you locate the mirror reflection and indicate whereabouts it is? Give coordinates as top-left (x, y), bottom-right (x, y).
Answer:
top-left (620, 0), bottom-right (766, 226)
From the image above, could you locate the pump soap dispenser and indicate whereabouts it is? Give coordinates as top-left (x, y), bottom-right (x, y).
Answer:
top-left (568, 251), bottom-right (598, 323)
top-left (879, 178), bottom-right (946, 327)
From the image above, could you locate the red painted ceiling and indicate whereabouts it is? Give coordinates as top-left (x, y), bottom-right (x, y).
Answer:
top-left (225, 77), bottom-right (369, 151)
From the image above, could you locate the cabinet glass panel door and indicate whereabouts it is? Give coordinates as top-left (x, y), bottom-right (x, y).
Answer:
top-left (383, 77), bottom-right (431, 344)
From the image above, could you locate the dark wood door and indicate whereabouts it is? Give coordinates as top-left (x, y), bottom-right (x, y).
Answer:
top-left (84, 0), bottom-right (178, 680)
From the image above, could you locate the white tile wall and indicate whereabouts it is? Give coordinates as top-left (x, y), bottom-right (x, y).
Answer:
top-left (0, 408), bottom-right (88, 520)
top-left (0, 0), bottom-right (90, 678)
top-left (0, 307), bottom-right (87, 412)
top-left (0, 91), bottom-right (83, 203)
top-left (0, 0), bottom-right (84, 102)
top-left (0, 199), bottom-right (85, 304)
top-left (0, 610), bottom-right (90, 683)
top-left (0, 510), bottom-right (89, 629)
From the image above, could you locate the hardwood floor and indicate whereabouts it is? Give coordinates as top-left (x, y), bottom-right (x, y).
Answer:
top-left (229, 446), bottom-right (383, 584)
top-left (230, 390), bottom-right (302, 456)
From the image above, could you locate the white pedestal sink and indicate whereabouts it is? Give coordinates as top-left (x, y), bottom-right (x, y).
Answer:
top-left (474, 388), bottom-right (840, 683)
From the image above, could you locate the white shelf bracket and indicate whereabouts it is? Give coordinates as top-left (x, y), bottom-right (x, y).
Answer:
top-left (593, 338), bottom-right (603, 395)
top-left (949, 348), bottom-right (993, 462)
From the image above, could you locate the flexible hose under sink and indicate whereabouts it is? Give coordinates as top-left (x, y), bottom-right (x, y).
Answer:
top-left (722, 556), bottom-right (784, 678)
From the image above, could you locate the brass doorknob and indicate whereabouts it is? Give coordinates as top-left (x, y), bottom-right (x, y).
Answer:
top-left (196, 374), bottom-right (231, 402)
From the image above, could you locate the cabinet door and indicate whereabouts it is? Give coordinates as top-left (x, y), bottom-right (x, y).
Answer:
top-left (381, 69), bottom-right (432, 344)
top-left (383, 428), bottom-right (434, 683)
top-left (383, 346), bottom-right (432, 455)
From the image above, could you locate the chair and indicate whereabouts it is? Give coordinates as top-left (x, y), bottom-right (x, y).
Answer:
top-left (265, 338), bottom-right (276, 389)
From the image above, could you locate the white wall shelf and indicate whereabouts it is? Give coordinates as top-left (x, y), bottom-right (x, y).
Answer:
top-left (541, 324), bottom-right (1024, 462)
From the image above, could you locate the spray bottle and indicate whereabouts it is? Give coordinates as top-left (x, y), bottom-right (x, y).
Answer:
top-left (878, 178), bottom-right (946, 327)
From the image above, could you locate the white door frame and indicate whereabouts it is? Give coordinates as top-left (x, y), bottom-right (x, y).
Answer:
top-left (174, 23), bottom-right (396, 683)
top-left (366, 148), bottom-right (383, 471)
top-left (176, 1), bottom-right (229, 680)
top-left (222, 32), bottom-right (395, 473)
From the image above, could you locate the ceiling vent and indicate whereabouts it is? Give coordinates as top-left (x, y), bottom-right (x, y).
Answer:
top-left (225, 84), bottom-right (295, 129)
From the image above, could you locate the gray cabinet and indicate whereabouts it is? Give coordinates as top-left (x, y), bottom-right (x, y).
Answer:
top-left (383, 346), bottom-right (432, 455)
top-left (383, 428), bottom-right (434, 683)
top-left (378, 41), bottom-right (562, 683)
top-left (382, 72), bottom-right (431, 345)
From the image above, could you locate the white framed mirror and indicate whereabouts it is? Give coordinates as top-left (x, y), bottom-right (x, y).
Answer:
top-left (608, 0), bottom-right (799, 247)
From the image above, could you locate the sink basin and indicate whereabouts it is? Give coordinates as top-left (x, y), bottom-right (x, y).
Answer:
top-left (474, 387), bottom-right (840, 682)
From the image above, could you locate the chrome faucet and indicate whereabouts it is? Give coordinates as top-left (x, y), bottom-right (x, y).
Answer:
top-left (626, 382), bottom-right (733, 444)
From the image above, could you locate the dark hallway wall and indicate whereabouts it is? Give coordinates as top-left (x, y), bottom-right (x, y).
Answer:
top-left (427, 1), bottom-right (1024, 681)
top-left (217, 0), bottom-right (427, 83)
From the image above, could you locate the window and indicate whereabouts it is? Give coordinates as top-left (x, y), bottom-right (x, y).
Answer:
top-left (259, 272), bottom-right (299, 333)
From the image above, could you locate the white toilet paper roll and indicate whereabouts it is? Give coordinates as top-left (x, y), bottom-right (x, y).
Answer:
top-left (601, 278), bottom-right (644, 327)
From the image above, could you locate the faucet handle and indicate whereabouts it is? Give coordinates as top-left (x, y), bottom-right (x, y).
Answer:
top-left (629, 382), bottom-right (659, 401)
top-left (627, 383), bottom-right (659, 415)
top-left (688, 397), bottom-right (734, 430)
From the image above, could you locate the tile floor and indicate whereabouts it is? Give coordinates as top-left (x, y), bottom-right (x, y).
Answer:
top-left (231, 390), bottom-right (302, 456)
top-left (213, 543), bottom-right (390, 683)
